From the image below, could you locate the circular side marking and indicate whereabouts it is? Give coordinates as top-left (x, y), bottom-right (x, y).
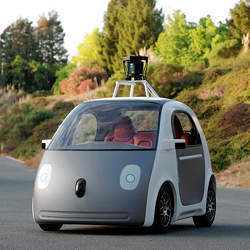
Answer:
top-left (37, 164), bottom-right (52, 189)
top-left (126, 174), bottom-right (136, 184)
top-left (120, 164), bottom-right (141, 190)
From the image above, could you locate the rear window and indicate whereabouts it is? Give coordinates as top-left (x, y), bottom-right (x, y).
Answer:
top-left (49, 101), bottom-right (161, 151)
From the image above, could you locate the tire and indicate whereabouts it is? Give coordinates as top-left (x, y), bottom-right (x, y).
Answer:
top-left (39, 223), bottom-right (63, 232)
top-left (193, 188), bottom-right (216, 227)
top-left (153, 185), bottom-right (174, 233)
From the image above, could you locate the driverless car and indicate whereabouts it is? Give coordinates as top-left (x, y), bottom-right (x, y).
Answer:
top-left (33, 56), bottom-right (216, 232)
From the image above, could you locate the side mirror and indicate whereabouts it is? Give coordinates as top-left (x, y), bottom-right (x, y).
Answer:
top-left (161, 139), bottom-right (186, 151)
top-left (41, 139), bottom-right (52, 150)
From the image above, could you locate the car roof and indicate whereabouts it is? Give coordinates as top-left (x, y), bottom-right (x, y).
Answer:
top-left (84, 97), bottom-right (171, 106)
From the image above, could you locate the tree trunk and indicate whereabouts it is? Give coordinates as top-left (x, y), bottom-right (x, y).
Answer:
top-left (242, 33), bottom-right (249, 53)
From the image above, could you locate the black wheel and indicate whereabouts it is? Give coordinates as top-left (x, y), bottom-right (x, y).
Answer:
top-left (193, 188), bottom-right (216, 227)
top-left (154, 185), bottom-right (174, 233)
top-left (39, 223), bottom-right (63, 232)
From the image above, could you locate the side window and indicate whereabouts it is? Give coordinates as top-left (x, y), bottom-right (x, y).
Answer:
top-left (173, 112), bottom-right (201, 146)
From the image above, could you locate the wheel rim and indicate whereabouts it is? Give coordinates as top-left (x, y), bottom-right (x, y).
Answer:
top-left (206, 190), bottom-right (216, 222)
top-left (159, 190), bottom-right (172, 227)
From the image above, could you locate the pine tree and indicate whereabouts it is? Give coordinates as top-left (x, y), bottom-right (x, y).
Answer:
top-left (227, 0), bottom-right (250, 52)
top-left (0, 18), bottom-right (38, 64)
top-left (98, 0), bottom-right (127, 74)
top-left (118, 0), bottom-right (163, 57)
top-left (98, 0), bottom-right (163, 73)
top-left (36, 11), bottom-right (68, 65)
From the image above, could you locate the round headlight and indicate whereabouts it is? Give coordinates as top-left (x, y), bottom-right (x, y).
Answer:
top-left (37, 164), bottom-right (52, 189)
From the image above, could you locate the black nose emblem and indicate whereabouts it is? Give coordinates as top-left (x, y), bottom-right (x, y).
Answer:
top-left (75, 178), bottom-right (86, 198)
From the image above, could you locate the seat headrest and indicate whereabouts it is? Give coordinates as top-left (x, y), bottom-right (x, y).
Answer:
top-left (174, 116), bottom-right (184, 139)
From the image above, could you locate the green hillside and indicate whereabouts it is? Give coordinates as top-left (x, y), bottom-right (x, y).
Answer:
top-left (0, 52), bottom-right (249, 172)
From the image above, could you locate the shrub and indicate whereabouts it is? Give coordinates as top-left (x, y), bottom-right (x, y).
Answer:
top-left (14, 118), bottom-right (62, 160)
top-left (147, 63), bottom-right (202, 98)
top-left (208, 39), bottom-right (240, 65)
top-left (52, 62), bottom-right (76, 95)
top-left (0, 103), bottom-right (54, 153)
top-left (60, 64), bottom-right (107, 95)
top-left (52, 101), bottom-right (75, 115)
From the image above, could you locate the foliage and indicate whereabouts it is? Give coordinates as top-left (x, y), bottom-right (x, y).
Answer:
top-left (117, 0), bottom-right (163, 61)
top-left (155, 13), bottom-right (228, 66)
top-left (188, 16), bottom-right (225, 64)
top-left (98, 0), bottom-right (163, 73)
top-left (97, 0), bottom-right (125, 74)
top-left (0, 18), bottom-right (38, 64)
top-left (147, 63), bottom-right (203, 98)
top-left (227, 0), bottom-right (250, 41)
top-left (154, 10), bottom-right (192, 66)
top-left (0, 103), bottom-right (53, 153)
top-left (13, 101), bottom-right (74, 159)
top-left (60, 64), bottom-right (107, 95)
top-left (0, 11), bottom-right (67, 93)
top-left (52, 62), bottom-right (76, 95)
top-left (72, 28), bottom-right (101, 66)
top-left (36, 11), bottom-right (68, 65)
top-left (208, 39), bottom-right (240, 64)
top-left (52, 101), bottom-right (75, 115)
top-left (14, 118), bottom-right (61, 160)
top-left (175, 53), bottom-right (250, 171)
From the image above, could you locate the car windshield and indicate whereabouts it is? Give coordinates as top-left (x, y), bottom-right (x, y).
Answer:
top-left (49, 100), bottom-right (161, 151)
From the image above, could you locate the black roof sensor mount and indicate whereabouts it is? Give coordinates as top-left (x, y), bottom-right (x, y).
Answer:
top-left (123, 56), bottom-right (148, 81)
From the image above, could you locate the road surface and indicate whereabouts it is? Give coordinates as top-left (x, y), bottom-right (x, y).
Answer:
top-left (0, 156), bottom-right (249, 250)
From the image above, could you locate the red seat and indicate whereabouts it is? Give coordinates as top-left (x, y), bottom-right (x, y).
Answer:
top-left (174, 116), bottom-right (190, 145)
top-left (133, 132), bottom-right (156, 148)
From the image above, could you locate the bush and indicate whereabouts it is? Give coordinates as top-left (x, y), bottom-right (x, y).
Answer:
top-left (202, 66), bottom-right (230, 84)
top-left (30, 97), bottom-right (51, 109)
top-left (209, 39), bottom-right (240, 65)
top-left (147, 63), bottom-right (202, 98)
top-left (14, 118), bottom-right (62, 160)
top-left (52, 62), bottom-right (76, 95)
top-left (0, 103), bottom-right (53, 153)
top-left (31, 90), bottom-right (52, 97)
top-left (60, 64), bottom-right (107, 95)
top-left (104, 71), bottom-right (125, 97)
top-left (52, 101), bottom-right (75, 115)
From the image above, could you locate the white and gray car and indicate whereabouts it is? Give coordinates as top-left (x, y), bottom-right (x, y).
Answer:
top-left (33, 81), bottom-right (216, 233)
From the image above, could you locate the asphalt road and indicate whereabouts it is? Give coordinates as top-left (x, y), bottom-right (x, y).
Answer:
top-left (0, 156), bottom-right (250, 250)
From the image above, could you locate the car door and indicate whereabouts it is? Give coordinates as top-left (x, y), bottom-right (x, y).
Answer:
top-left (172, 111), bottom-right (205, 206)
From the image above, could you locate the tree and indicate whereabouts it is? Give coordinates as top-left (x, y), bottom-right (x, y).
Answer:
top-left (155, 13), bottom-right (228, 66)
top-left (72, 28), bottom-right (101, 66)
top-left (0, 12), bottom-right (68, 93)
top-left (0, 18), bottom-right (38, 90)
top-left (98, 0), bottom-right (163, 73)
top-left (117, 0), bottom-right (163, 62)
top-left (10, 56), bottom-right (32, 91)
top-left (154, 10), bottom-right (192, 65)
top-left (36, 11), bottom-right (68, 65)
top-left (35, 11), bottom-right (68, 90)
top-left (0, 18), bottom-right (38, 64)
top-left (98, 0), bottom-right (127, 74)
top-left (227, 0), bottom-right (250, 52)
top-left (188, 16), bottom-right (221, 64)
